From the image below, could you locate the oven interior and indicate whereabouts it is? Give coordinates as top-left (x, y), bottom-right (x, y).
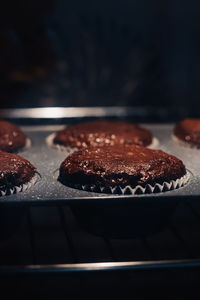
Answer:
top-left (1, 0), bottom-right (200, 297)
top-left (0, 110), bottom-right (200, 298)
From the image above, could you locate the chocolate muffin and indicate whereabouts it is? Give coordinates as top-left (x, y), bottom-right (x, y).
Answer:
top-left (0, 120), bottom-right (27, 152)
top-left (53, 120), bottom-right (153, 149)
top-left (0, 151), bottom-right (36, 192)
top-left (59, 145), bottom-right (187, 193)
top-left (174, 118), bottom-right (200, 147)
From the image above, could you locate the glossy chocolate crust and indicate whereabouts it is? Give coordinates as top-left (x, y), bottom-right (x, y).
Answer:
top-left (0, 120), bottom-right (27, 152)
top-left (174, 118), bottom-right (200, 146)
top-left (0, 151), bottom-right (36, 190)
top-left (59, 145), bottom-right (186, 188)
top-left (54, 120), bottom-right (152, 148)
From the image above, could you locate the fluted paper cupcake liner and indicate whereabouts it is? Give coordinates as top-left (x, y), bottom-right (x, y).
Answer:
top-left (46, 133), bottom-right (78, 154)
top-left (147, 137), bottom-right (159, 149)
top-left (20, 138), bottom-right (32, 152)
top-left (172, 135), bottom-right (200, 149)
top-left (66, 172), bottom-right (190, 195)
top-left (47, 133), bottom-right (159, 153)
top-left (24, 138), bottom-right (31, 150)
top-left (0, 172), bottom-right (40, 197)
top-left (14, 138), bottom-right (32, 154)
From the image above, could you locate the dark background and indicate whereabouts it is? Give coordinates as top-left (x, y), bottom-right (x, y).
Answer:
top-left (0, 0), bottom-right (200, 111)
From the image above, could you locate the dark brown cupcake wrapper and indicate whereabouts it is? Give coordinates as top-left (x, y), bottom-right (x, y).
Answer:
top-left (68, 172), bottom-right (190, 195)
top-left (0, 172), bottom-right (40, 197)
top-left (46, 133), bottom-right (159, 152)
top-left (172, 135), bottom-right (200, 149)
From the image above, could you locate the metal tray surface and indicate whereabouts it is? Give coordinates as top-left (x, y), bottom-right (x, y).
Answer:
top-left (0, 122), bottom-right (200, 205)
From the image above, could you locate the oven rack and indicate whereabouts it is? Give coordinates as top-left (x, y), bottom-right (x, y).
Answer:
top-left (1, 200), bottom-right (200, 275)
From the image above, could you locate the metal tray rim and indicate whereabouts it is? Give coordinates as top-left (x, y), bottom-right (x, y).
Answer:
top-left (1, 259), bottom-right (200, 274)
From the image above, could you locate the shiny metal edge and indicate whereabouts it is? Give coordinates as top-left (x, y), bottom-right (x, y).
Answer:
top-left (1, 259), bottom-right (200, 274)
top-left (0, 106), bottom-right (165, 119)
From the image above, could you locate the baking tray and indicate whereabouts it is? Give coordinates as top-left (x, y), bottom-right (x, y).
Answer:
top-left (0, 123), bottom-right (199, 204)
top-left (0, 107), bottom-right (200, 238)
